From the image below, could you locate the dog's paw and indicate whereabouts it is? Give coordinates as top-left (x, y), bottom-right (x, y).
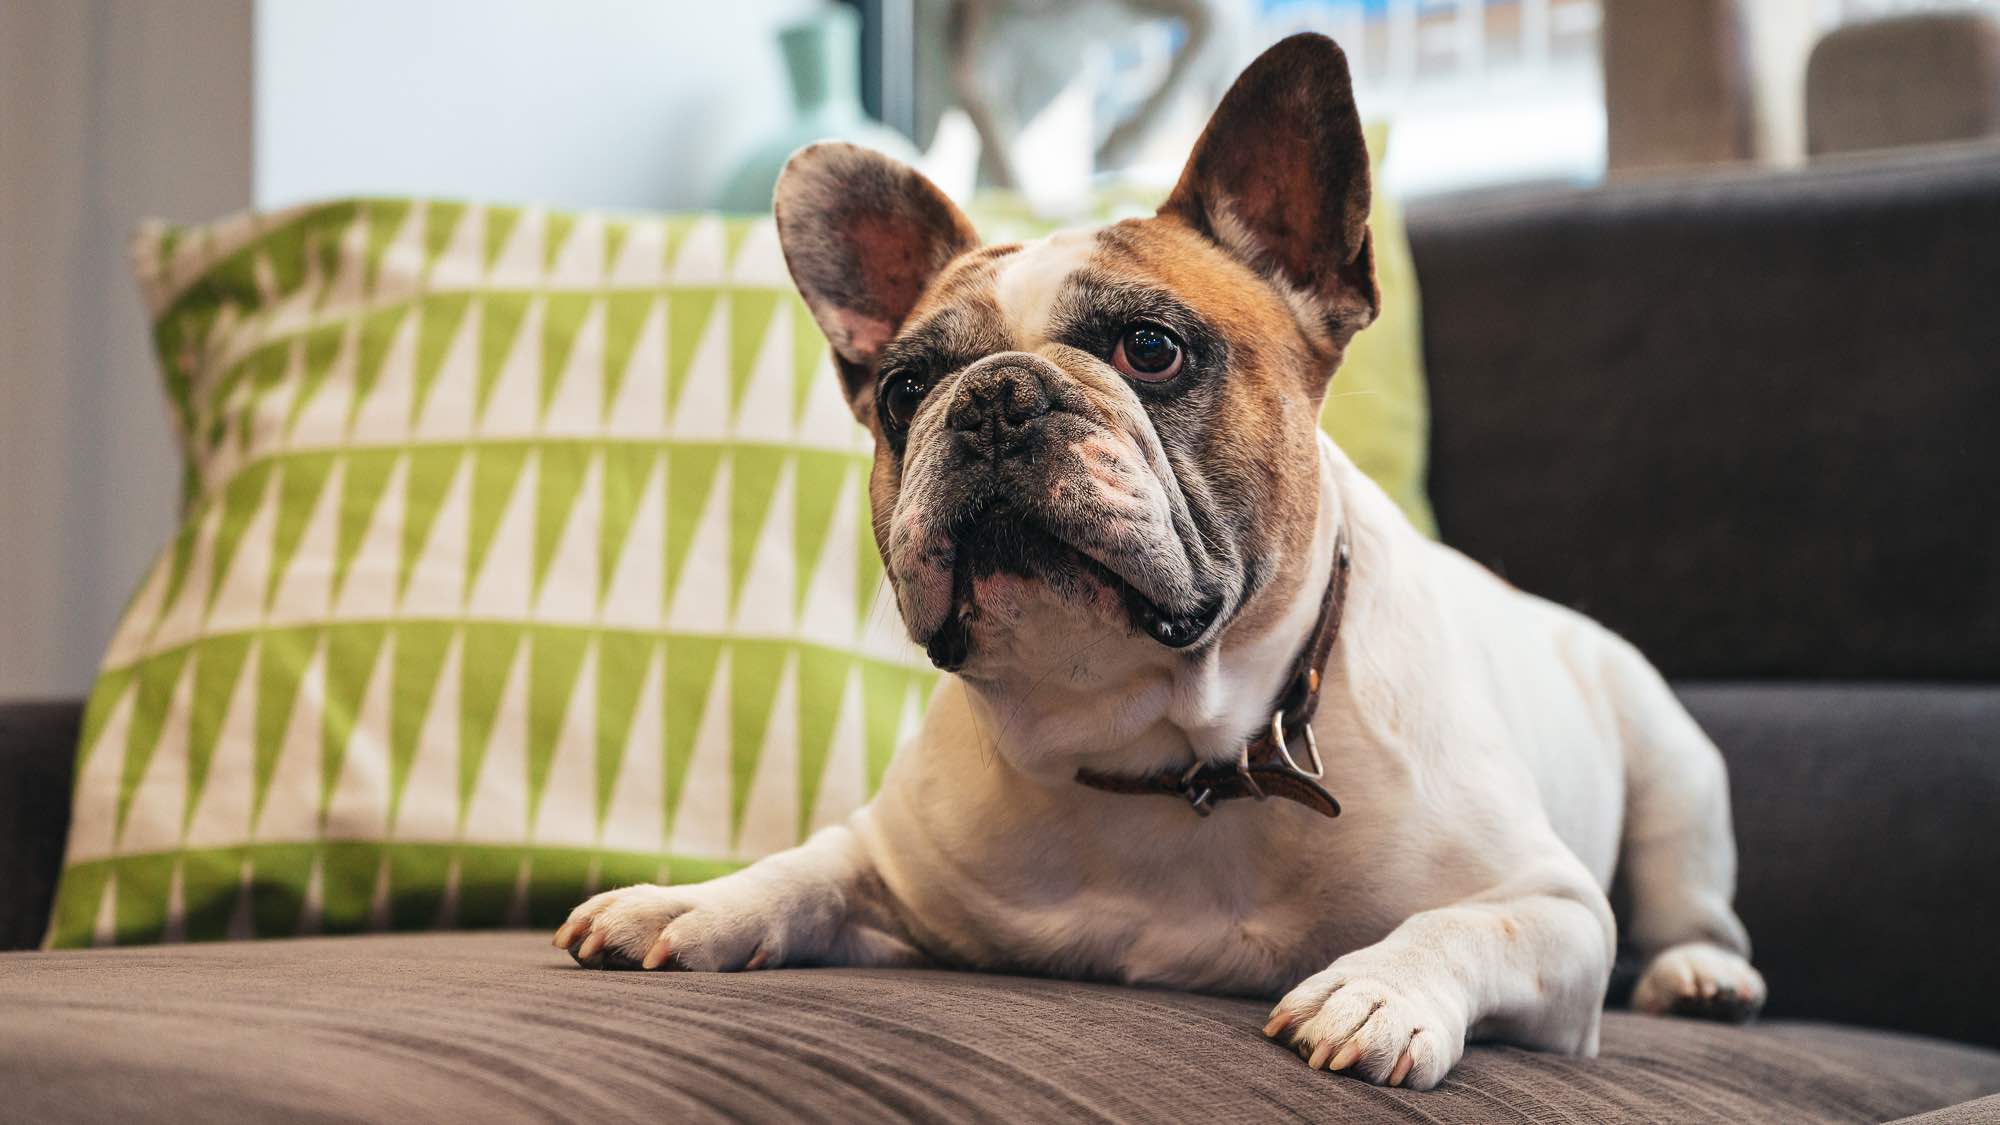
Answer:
top-left (1632, 941), bottom-right (1765, 1022)
top-left (552, 882), bottom-right (786, 972)
top-left (1264, 962), bottom-right (1466, 1090)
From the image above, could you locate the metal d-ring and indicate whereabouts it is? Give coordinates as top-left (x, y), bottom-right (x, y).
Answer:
top-left (1268, 710), bottom-right (1326, 780)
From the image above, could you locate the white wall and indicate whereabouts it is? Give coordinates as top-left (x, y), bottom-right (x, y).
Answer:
top-left (0, 0), bottom-right (254, 698)
top-left (0, 0), bottom-right (828, 698)
top-left (256, 0), bottom-right (825, 211)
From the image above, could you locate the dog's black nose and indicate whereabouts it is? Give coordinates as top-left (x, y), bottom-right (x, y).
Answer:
top-left (951, 363), bottom-right (1050, 428)
top-left (948, 362), bottom-right (1050, 458)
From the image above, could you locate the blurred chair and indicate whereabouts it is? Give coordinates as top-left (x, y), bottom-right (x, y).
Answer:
top-left (1807, 10), bottom-right (2000, 157)
top-left (1602, 0), bottom-right (1756, 175)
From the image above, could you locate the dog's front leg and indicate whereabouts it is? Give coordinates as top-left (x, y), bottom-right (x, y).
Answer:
top-left (1266, 867), bottom-right (1614, 1090)
top-left (553, 823), bottom-right (918, 971)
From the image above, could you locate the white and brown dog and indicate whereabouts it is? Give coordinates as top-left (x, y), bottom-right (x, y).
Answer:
top-left (557, 33), bottom-right (1763, 1090)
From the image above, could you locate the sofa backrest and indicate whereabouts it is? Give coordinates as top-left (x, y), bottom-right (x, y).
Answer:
top-left (1407, 144), bottom-right (2000, 680)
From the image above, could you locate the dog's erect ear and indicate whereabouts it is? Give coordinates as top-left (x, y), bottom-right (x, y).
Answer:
top-left (775, 143), bottom-right (980, 411)
top-left (1160, 33), bottom-right (1379, 340)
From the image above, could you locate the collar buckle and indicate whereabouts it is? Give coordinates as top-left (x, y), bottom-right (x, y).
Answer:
top-left (1177, 764), bottom-right (1217, 816)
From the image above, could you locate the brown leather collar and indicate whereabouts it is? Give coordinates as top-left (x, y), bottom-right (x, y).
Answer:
top-left (1074, 526), bottom-right (1351, 819)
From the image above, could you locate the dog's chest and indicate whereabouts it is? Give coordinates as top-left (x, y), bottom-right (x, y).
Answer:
top-left (876, 777), bottom-right (1418, 996)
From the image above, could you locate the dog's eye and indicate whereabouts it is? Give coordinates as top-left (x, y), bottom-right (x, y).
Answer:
top-left (1111, 325), bottom-right (1184, 383)
top-left (880, 371), bottom-right (931, 433)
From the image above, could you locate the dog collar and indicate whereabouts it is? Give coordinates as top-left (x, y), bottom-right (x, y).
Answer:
top-left (1074, 526), bottom-right (1351, 819)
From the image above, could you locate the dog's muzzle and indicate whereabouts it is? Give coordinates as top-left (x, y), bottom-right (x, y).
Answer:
top-left (905, 352), bottom-right (1220, 665)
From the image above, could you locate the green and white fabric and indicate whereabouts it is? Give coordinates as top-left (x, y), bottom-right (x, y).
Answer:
top-left (48, 188), bottom-right (1432, 949)
top-left (46, 201), bottom-right (941, 947)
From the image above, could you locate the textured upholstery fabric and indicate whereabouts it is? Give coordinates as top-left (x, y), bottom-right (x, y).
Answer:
top-left (3, 932), bottom-right (1997, 1124)
top-left (0, 700), bottom-right (78, 950)
top-left (1410, 145), bottom-right (2000, 680)
top-left (1892, 1094), bottom-right (2000, 1124)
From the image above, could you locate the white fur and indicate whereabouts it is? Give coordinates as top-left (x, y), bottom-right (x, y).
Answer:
top-left (561, 388), bottom-right (1760, 1092)
top-left (992, 229), bottom-right (1097, 347)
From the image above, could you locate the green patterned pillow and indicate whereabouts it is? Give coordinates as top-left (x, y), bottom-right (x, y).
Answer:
top-left (46, 190), bottom-right (1432, 949)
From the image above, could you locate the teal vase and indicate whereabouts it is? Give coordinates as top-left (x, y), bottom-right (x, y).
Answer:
top-left (716, 5), bottom-right (922, 214)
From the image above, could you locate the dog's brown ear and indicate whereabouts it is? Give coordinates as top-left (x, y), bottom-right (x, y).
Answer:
top-left (775, 143), bottom-right (980, 412)
top-left (1160, 33), bottom-right (1379, 340)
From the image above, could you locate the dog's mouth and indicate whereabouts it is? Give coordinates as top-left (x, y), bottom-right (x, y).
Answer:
top-left (922, 514), bottom-right (1222, 670)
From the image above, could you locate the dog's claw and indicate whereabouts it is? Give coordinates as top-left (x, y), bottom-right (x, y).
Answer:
top-left (577, 930), bottom-right (606, 962)
top-left (553, 921), bottom-right (581, 949)
top-left (641, 935), bottom-right (672, 970)
top-left (1276, 967), bottom-right (1464, 1089)
top-left (1263, 1012), bottom-right (1292, 1038)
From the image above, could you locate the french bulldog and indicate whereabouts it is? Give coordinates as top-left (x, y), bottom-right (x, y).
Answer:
top-left (555, 33), bottom-right (1764, 1090)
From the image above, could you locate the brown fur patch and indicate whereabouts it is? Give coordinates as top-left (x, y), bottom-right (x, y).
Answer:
top-left (774, 142), bottom-right (980, 388)
top-left (1084, 218), bottom-right (1332, 639)
top-left (903, 248), bottom-right (1015, 332)
top-left (1157, 33), bottom-right (1379, 340)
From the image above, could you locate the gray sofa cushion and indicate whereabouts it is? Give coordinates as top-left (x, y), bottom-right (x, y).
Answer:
top-left (1409, 144), bottom-right (2000, 681)
top-left (4, 932), bottom-right (1996, 1124)
top-left (1679, 683), bottom-right (2000, 1048)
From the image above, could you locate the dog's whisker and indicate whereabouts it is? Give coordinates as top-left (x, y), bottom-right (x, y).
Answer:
top-left (993, 630), bottom-right (1115, 755)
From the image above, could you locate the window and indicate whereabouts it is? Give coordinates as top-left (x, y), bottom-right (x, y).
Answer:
top-left (1093, 1), bottom-right (1607, 197)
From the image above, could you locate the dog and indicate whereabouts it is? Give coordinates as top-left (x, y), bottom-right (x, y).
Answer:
top-left (555, 33), bottom-right (1764, 1090)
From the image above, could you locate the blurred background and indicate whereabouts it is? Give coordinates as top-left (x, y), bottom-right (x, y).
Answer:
top-left (5, 0), bottom-right (1999, 699)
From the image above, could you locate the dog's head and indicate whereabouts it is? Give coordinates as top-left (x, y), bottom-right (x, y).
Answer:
top-left (776, 34), bottom-right (1376, 752)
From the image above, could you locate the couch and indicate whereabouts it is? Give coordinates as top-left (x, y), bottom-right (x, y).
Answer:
top-left (5, 142), bottom-right (1998, 1122)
